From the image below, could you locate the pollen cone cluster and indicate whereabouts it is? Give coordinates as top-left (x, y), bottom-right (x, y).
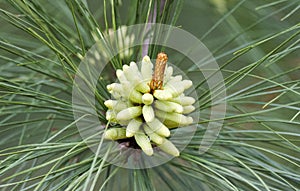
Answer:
top-left (104, 53), bottom-right (195, 157)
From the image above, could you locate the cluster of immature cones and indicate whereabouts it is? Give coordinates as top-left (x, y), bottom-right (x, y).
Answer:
top-left (104, 53), bottom-right (195, 156)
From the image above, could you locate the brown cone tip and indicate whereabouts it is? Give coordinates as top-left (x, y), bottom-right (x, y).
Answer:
top-left (157, 52), bottom-right (168, 63)
top-left (150, 52), bottom-right (168, 91)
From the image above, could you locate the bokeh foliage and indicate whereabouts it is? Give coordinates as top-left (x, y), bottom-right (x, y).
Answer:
top-left (0, 0), bottom-right (299, 190)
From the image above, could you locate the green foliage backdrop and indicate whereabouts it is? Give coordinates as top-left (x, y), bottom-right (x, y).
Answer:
top-left (0, 0), bottom-right (299, 190)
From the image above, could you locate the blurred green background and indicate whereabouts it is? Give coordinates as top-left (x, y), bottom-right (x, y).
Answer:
top-left (0, 0), bottom-right (299, 190)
